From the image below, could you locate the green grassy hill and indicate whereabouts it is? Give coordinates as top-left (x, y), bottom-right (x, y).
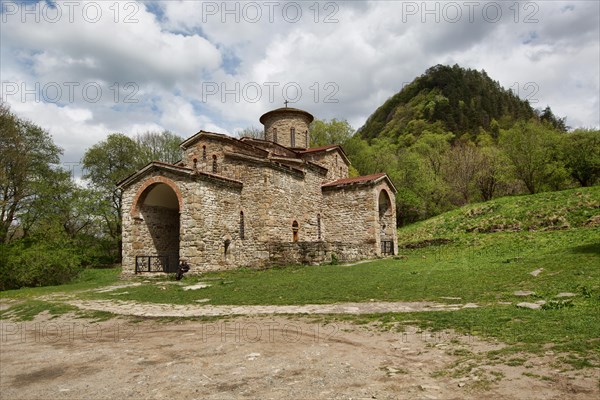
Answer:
top-left (398, 186), bottom-right (600, 244)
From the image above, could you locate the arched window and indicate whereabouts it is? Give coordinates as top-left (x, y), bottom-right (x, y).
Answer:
top-left (273, 128), bottom-right (278, 143)
top-left (292, 220), bottom-right (299, 242)
top-left (317, 214), bottom-right (321, 240)
top-left (240, 211), bottom-right (245, 240)
top-left (193, 158), bottom-right (198, 170)
top-left (202, 145), bottom-right (207, 160)
top-left (378, 190), bottom-right (392, 219)
top-left (290, 127), bottom-right (296, 147)
top-left (305, 131), bottom-right (308, 146)
top-left (212, 155), bottom-right (217, 173)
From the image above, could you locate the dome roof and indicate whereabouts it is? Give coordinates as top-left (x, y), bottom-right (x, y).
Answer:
top-left (259, 107), bottom-right (314, 125)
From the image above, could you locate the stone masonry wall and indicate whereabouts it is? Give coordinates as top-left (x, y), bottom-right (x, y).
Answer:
top-left (322, 185), bottom-right (379, 259)
top-left (122, 169), bottom-right (245, 274)
top-left (182, 136), bottom-right (268, 178)
top-left (263, 112), bottom-right (311, 149)
top-left (231, 157), bottom-right (324, 242)
top-left (302, 150), bottom-right (349, 182)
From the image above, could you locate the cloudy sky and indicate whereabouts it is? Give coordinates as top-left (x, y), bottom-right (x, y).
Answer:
top-left (1, 0), bottom-right (599, 167)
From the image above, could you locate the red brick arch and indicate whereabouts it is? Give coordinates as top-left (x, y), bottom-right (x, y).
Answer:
top-left (130, 176), bottom-right (183, 218)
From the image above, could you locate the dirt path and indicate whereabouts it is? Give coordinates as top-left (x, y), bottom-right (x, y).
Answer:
top-left (1, 313), bottom-right (597, 400)
top-left (65, 299), bottom-right (480, 318)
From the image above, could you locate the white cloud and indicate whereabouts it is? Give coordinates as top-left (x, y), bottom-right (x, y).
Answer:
top-left (2, 1), bottom-right (222, 87)
top-left (1, 0), bottom-right (598, 168)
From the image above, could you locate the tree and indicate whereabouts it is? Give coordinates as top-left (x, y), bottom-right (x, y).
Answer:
top-left (562, 128), bottom-right (600, 186)
top-left (344, 136), bottom-right (377, 173)
top-left (237, 126), bottom-right (264, 140)
top-left (0, 103), bottom-right (63, 243)
top-left (539, 106), bottom-right (568, 132)
top-left (394, 149), bottom-right (437, 225)
top-left (309, 119), bottom-right (355, 147)
top-left (444, 140), bottom-right (481, 204)
top-left (82, 133), bottom-right (142, 260)
top-left (412, 132), bottom-right (453, 177)
top-left (500, 120), bottom-right (567, 194)
top-left (474, 145), bottom-right (512, 201)
top-left (136, 130), bottom-right (183, 164)
top-left (17, 168), bottom-right (73, 238)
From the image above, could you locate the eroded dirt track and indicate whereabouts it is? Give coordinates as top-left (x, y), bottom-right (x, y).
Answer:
top-left (64, 299), bottom-right (479, 317)
top-left (1, 313), bottom-right (598, 400)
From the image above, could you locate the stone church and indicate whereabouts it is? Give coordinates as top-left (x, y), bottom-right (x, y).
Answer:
top-left (118, 107), bottom-right (398, 274)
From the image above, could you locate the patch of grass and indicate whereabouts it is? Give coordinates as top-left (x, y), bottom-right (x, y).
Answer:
top-left (81, 228), bottom-right (599, 308)
top-left (0, 300), bottom-right (78, 321)
top-left (506, 357), bottom-right (527, 366)
top-left (523, 372), bottom-right (555, 382)
top-left (0, 300), bottom-right (117, 322)
top-left (447, 348), bottom-right (474, 357)
top-left (559, 354), bottom-right (599, 369)
top-left (1, 268), bottom-right (121, 321)
top-left (0, 267), bottom-right (121, 300)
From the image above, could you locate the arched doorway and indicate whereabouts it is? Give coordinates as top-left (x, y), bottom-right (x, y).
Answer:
top-left (133, 182), bottom-right (181, 272)
top-left (378, 189), bottom-right (394, 256)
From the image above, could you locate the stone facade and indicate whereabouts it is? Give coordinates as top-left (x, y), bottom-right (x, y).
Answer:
top-left (118, 107), bottom-right (398, 275)
top-left (261, 108), bottom-right (313, 149)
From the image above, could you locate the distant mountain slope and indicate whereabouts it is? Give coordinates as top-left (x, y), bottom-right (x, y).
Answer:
top-left (358, 64), bottom-right (536, 141)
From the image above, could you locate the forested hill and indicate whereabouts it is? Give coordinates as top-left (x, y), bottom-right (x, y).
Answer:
top-left (358, 64), bottom-right (537, 141)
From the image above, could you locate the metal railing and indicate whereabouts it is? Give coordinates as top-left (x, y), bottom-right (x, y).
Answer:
top-left (381, 240), bottom-right (394, 256)
top-left (135, 255), bottom-right (179, 273)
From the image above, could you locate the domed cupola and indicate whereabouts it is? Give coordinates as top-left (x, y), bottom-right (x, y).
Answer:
top-left (259, 106), bottom-right (314, 149)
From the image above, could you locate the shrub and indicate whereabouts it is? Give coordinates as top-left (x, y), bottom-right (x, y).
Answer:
top-left (0, 239), bottom-right (83, 291)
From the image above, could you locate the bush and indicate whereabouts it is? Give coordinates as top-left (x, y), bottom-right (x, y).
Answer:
top-left (0, 239), bottom-right (83, 291)
top-left (74, 236), bottom-right (119, 267)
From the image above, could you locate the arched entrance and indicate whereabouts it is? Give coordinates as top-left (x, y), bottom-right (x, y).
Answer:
top-left (378, 189), bottom-right (395, 256)
top-left (133, 181), bottom-right (181, 273)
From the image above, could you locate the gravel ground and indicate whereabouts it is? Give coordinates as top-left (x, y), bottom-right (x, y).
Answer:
top-left (1, 311), bottom-right (598, 400)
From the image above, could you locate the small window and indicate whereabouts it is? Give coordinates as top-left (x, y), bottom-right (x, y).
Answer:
top-left (290, 128), bottom-right (296, 147)
top-left (202, 146), bottom-right (207, 160)
top-left (193, 158), bottom-right (198, 169)
top-left (304, 131), bottom-right (308, 146)
top-left (317, 214), bottom-right (321, 240)
top-left (273, 128), bottom-right (278, 143)
top-left (240, 211), bottom-right (245, 240)
top-left (212, 155), bottom-right (217, 173)
top-left (292, 220), bottom-right (299, 242)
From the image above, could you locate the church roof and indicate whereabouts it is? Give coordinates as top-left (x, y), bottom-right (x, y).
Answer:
top-left (116, 161), bottom-right (243, 190)
top-left (299, 144), bottom-right (337, 152)
top-left (259, 107), bottom-right (314, 124)
top-left (239, 137), bottom-right (298, 158)
top-left (179, 131), bottom-right (269, 157)
top-left (322, 173), bottom-right (397, 193)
